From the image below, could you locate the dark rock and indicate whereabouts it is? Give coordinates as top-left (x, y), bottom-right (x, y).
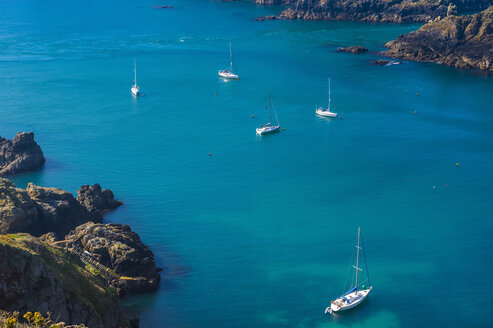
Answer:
top-left (371, 59), bottom-right (401, 65)
top-left (65, 222), bottom-right (161, 295)
top-left (77, 184), bottom-right (123, 221)
top-left (26, 183), bottom-right (94, 237)
top-left (0, 178), bottom-right (122, 238)
top-left (267, 0), bottom-right (491, 23)
top-left (337, 46), bottom-right (368, 54)
top-left (0, 132), bottom-right (45, 176)
top-left (385, 7), bottom-right (493, 71)
top-left (255, 15), bottom-right (279, 21)
top-left (0, 234), bottom-right (129, 327)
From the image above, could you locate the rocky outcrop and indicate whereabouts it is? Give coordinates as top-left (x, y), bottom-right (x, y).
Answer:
top-left (258, 0), bottom-right (490, 23)
top-left (65, 222), bottom-right (160, 295)
top-left (0, 179), bottom-right (38, 235)
top-left (0, 178), bottom-right (121, 237)
top-left (385, 7), bottom-right (493, 71)
top-left (337, 46), bottom-right (368, 54)
top-left (0, 233), bottom-right (129, 328)
top-left (0, 132), bottom-right (45, 176)
top-left (77, 184), bottom-right (122, 222)
top-left (371, 59), bottom-right (401, 65)
top-left (26, 183), bottom-right (93, 237)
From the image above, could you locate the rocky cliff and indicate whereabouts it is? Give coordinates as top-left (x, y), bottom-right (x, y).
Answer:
top-left (0, 178), bottom-right (121, 237)
top-left (65, 222), bottom-right (160, 295)
top-left (0, 233), bottom-right (129, 328)
top-left (257, 0), bottom-right (490, 23)
top-left (0, 132), bottom-right (45, 176)
top-left (385, 6), bottom-right (493, 71)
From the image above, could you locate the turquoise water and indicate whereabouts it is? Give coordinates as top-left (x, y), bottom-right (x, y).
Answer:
top-left (2, 0), bottom-right (493, 327)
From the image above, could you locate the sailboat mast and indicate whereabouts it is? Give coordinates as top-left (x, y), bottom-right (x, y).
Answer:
top-left (328, 78), bottom-right (331, 110)
top-left (355, 227), bottom-right (360, 288)
top-left (134, 58), bottom-right (137, 85)
top-left (229, 42), bottom-right (233, 71)
top-left (269, 92), bottom-right (272, 123)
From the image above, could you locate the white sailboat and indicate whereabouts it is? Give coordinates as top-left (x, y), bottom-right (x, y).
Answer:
top-left (218, 42), bottom-right (239, 80)
top-left (131, 58), bottom-right (140, 96)
top-left (256, 93), bottom-right (280, 135)
top-left (325, 227), bottom-right (372, 314)
top-left (316, 78), bottom-right (337, 118)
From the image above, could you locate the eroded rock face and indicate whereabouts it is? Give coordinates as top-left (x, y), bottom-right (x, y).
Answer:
top-left (0, 178), bottom-right (122, 238)
top-left (260, 0), bottom-right (490, 23)
top-left (0, 178), bottom-right (38, 234)
top-left (77, 184), bottom-right (123, 222)
top-left (0, 132), bottom-right (45, 176)
top-left (385, 7), bottom-right (493, 71)
top-left (0, 234), bottom-right (129, 328)
top-left (337, 46), bottom-right (368, 54)
top-left (26, 183), bottom-right (94, 237)
top-left (65, 222), bottom-right (160, 295)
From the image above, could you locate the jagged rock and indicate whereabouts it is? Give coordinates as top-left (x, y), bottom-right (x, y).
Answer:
top-left (385, 7), bottom-right (493, 71)
top-left (26, 183), bottom-right (94, 237)
top-left (0, 234), bottom-right (130, 328)
top-left (65, 222), bottom-right (160, 295)
top-left (0, 178), bottom-right (38, 234)
top-left (0, 132), bottom-right (45, 176)
top-left (77, 184), bottom-right (122, 221)
top-left (0, 178), bottom-right (122, 238)
top-left (337, 46), bottom-right (368, 54)
top-left (260, 0), bottom-right (490, 23)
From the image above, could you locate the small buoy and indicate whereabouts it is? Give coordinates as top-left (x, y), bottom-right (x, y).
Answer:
top-left (282, 128), bottom-right (285, 131)
top-left (209, 153), bottom-right (212, 156)
top-left (416, 93), bottom-right (419, 96)
top-left (456, 162), bottom-right (459, 167)
top-left (414, 110), bottom-right (417, 114)
top-left (338, 116), bottom-right (342, 119)
top-left (214, 92), bottom-right (217, 96)
top-left (251, 115), bottom-right (254, 118)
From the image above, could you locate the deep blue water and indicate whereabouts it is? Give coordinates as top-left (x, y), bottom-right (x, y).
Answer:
top-left (1, 0), bottom-right (493, 327)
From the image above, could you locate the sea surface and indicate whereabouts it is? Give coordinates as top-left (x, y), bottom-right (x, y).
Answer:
top-left (1, 0), bottom-right (493, 327)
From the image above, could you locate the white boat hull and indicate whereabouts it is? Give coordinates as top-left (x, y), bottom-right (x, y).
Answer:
top-left (131, 85), bottom-right (139, 96)
top-left (218, 70), bottom-right (239, 80)
top-left (326, 287), bottom-right (372, 314)
top-left (256, 125), bottom-right (280, 135)
top-left (316, 108), bottom-right (337, 118)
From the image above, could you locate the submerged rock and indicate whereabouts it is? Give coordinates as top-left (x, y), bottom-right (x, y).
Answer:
top-left (0, 132), bottom-right (45, 176)
top-left (65, 222), bottom-right (161, 295)
top-left (371, 59), bottom-right (401, 66)
top-left (336, 46), bottom-right (368, 54)
top-left (385, 7), bottom-right (493, 71)
top-left (0, 233), bottom-right (130, 327)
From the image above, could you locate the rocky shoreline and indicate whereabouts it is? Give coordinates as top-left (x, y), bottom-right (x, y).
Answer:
top-left (253, 1), bottom-right (492, 71)
top-left (0, 135), bottom-right (161, 327)
top-left (385, 7), bottom-right (493, 71)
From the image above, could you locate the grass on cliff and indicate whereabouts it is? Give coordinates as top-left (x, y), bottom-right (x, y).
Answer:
top-left (0, 235), bottom-right (119, 322)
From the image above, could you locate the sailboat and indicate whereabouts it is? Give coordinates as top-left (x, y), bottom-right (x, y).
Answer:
top-left (256, 92), bottom-right (280, 135)
top-left (316, 78), bottom-right (337, 118)
top-left (131, 58), bottom-right (139, 96)
top-left (218, 42), bottom-right (239, 80)
top-left (325, 227), bottom-right (372, 314)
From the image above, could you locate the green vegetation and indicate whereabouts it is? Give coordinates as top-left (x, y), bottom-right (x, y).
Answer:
top-left (0, 310), bottom-right (87, 328)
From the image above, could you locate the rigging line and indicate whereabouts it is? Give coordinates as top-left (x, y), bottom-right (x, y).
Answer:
top-left (361, 230), bottom-right (371, 286)
top-left (341, 246), bottom-right (355, 296)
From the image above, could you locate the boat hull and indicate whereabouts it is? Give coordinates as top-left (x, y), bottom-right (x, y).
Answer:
top-left (316, 108), bottom-right (337, 118)
top-left (327, 287), bottom-right (372, 313)
top-left (218, 70), bottom-right (239, 80)
top-left (256, 125), bottom-right (280, 135)
top-left (131, 86), bottom-right (139, 96)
